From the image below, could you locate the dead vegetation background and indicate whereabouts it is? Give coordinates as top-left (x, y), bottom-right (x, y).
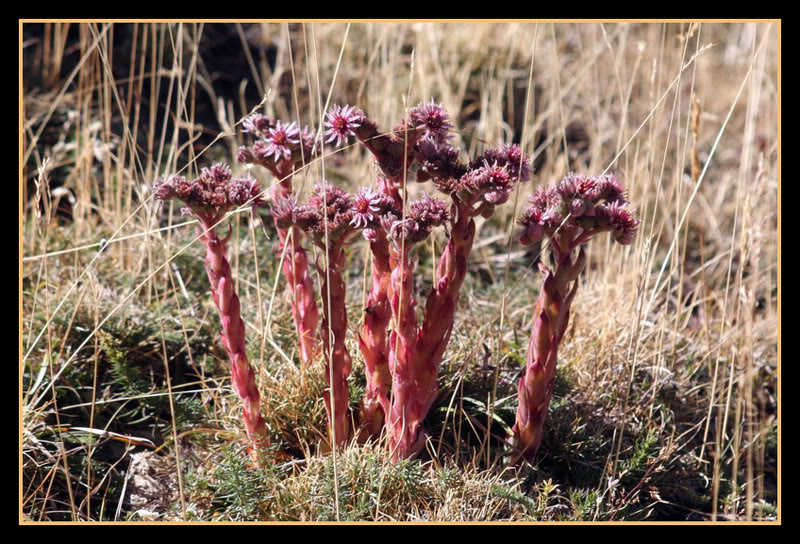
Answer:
top-left (21, 21), bottom-right (778, 522)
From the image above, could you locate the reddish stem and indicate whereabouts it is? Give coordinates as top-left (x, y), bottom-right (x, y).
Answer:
top-left (414, 206), bottom-right (474, 421)
top-left (386, 244), bottom-right (421, 459)
top-left (357, 176), bottom-right (404, 440)
top-left (319, 242), bottom-right (353, 449)
top-left (387, 204), bottom-right (476, 460)
top-left (198, 216), bottom-right (269, 460)
top-left (357, 229), bottom-right (394, 440)
top-left (509, 244), bottom-right (586, 463)
top-left (271, 170), bottom-right (319, 366)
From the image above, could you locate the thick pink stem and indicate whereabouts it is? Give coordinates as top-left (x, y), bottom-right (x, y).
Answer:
top-left (387, 206), bottom-right (476, 460)
top-left (357, 230), bottom-right (394, 440)
top-left (272, 177), bottom-right (319, 365)
top-left (510, 246), bottom-right (586, 462)
top-left (386, 246), bottom-right (423, 460)
top-left (414, 208), bottom-right (474, 425)
top-left (320, 244), bottom-right (353, 449)
top-left (199, 217), bottom-right (269, 458)
top-left (358, 174), bottom-right (405, 440)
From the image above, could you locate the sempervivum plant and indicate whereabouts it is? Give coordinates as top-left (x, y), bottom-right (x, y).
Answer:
top-left (510, 173), bottom-right (640, 463)
top-left (380, 193), bottom-right (453, 460)
top-left (272, 183), bottom-right (387, 449)
top-left (351, 180), bottom-right (401, 440)
top-left (154, 163), bottom-right (270, 461)
top-left (237, 115), bottom-right (319, 366)
top-left (398, 140), bottom-right (531, 460)
top-left (324, 101), bottom-right (531, 459)
top-left (323, 100), bottom-right (458, 439)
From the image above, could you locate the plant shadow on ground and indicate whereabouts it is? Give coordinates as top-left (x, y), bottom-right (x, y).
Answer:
top-left (411, 326), bottom-right (735, 522)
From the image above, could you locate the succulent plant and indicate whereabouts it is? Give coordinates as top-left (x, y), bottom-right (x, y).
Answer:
top-left (238, 115), bottom-right (320, 366)
top-left (154, 164), bottom-right (270, 461)
top-left (510, 173), bottom-right (640, 463)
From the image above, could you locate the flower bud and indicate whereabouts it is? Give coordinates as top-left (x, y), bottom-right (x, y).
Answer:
top-left (243, 113), bottom-right (273, 135)
top-left (171, 176), bottom-right (192, 198)
top-left (568, 198), bottom-right (586, 217)
top-left (271, 197), bottom-right (297, 230)
top-left (228, 178), bottom-right (266, 208)
top-left (204, 162), bottom-right (233, 183)
top-left (237, 146), bottom-right (255, 164)
top-left (485, 190), bottom-right (509, 205)
top-left (520, 223), bottom-right (544, 246)
top-left (153, 180), bottom-right (176, 201)
top-left (362, 227), bottom-right (379, 242)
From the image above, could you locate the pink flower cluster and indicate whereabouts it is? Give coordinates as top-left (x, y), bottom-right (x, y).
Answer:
top-left (154, 163), bottom-right (266, 217)
top-left (518, 173), bottom-right (639, 247)
top-left (387, 192), bottom-right (452, 244)
top-left (239, 116), bottom-right (316, 170)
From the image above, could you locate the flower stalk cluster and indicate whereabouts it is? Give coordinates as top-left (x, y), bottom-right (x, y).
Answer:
top-left (153, 104), bottom-right (639, 468)
top-left (394, 141), bottom-right (530, 460)
top-left (272, 183), bottom-right (390, 448)
top-left (510, 173), bottom-right (640, 463)
top-left (154, 164), bottom-right (270, 460)
top-left (237, 116), bottom-right (320, 366)
top-left (324, 102), bottom-right (531, 459)
top-left (323, 102), bottom-right (444, 440)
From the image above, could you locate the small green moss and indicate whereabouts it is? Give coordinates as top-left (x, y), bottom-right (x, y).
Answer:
top-left (568, 487), bottom-right (599, 520)
top-left (490, 484), bottom-right (536, 516)
top-left (195, 444), bottom-right (277, 521)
